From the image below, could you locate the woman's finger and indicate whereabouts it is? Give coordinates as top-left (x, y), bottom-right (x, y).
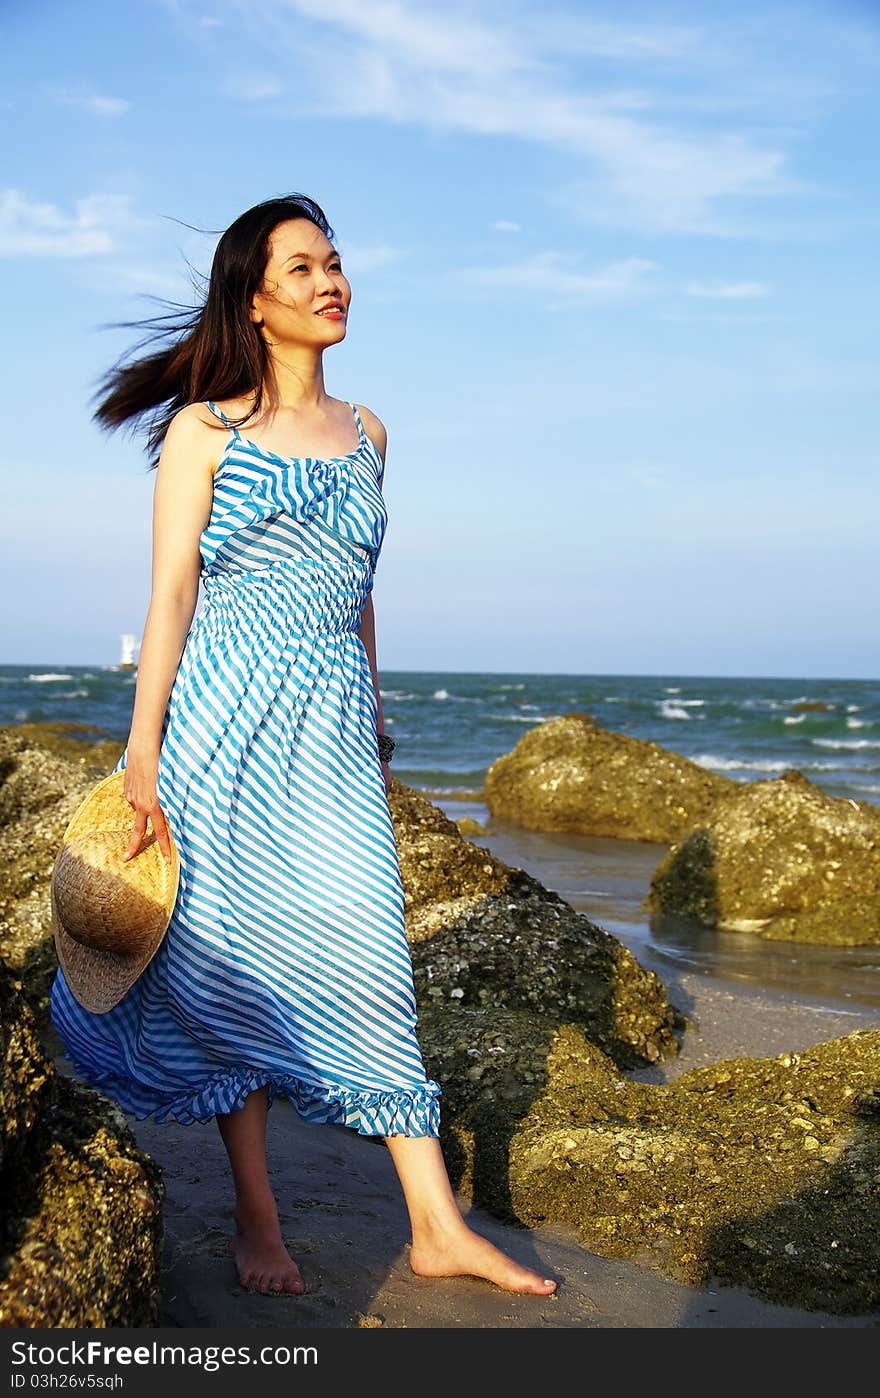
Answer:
top-left (123, 810), bottom-right (148, 861)
top-left (149, 804), bottom-right (174, 863)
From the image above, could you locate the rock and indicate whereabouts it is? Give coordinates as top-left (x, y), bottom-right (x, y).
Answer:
top-left (0, 725), bottom-right (118, 1025)
top-left (390, 782), bottom-right (679, 1067)
top-left (513, 1026), bottom-right (880, 1314)
top-left (646, 769), bottom-right (880, 945)
top-left (0, 962), bottom-right (53, 1180)
top-left (0, 964), bottom-right (164, 1327)
top-left (483, 713), bottom-right (733, 843)
top-left (425, 1011), bottom-right (880, 1313)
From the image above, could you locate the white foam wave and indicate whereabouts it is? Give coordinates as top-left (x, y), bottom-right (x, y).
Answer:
top-left (433, 689), bottom-right (449, 700)
top-left (693, 753), bottom-right (852, 774)
top-left (783, 714), bottom-right (805, 725)
top-left (58, 689), bottom-right (89, 699)
top-left (28, 672), bottom-right (73, 682)
top-left (492, 712), bottom-right (565, 723)
top-left (659, 701), bottom-right (691, 720)
top-left (847, 718), bottom-right (867, 729)
top-left (813, 738), bottom-right (880, 750)
top-left (665, 686), bottom-right (681, 693)
top-left (847, 704), bottom-right (861, 712)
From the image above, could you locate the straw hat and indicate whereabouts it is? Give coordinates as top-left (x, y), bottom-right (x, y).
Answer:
top-left (51, 769), bottom-right (180, 1014)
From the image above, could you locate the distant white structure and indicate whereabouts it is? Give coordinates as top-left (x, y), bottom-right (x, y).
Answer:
top-left (118, 633), bottom-right (139, 670)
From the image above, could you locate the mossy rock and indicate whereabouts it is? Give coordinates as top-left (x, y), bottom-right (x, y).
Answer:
top-left (484, 713), bottom-right (732, 843)
top-left (502, 1024), bottom-right (880, 1313)
top-left (0, 964), bottom-right (164, 1327)
top-left (647, 770), bottom-right (880, 945)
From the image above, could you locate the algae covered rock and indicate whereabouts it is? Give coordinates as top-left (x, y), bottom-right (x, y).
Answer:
top-left (0, 724), bottom-right (119, 1022)
top-left (484, 713), bottom-right (732, 843)
top-left (0, 962), bottom-right (53, 1179)
top-left (506, 1025), bottom-right (880, 1313)
top-left (390, 780), bottom-right (679, 1067)
top-left (646, 770), bottom-right (880, 945)
top-left (0, 965), bottom-right (164, 1327)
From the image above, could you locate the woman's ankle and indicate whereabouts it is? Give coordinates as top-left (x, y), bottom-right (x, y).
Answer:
top-left (233, 1195), bottom-right (282, 1236)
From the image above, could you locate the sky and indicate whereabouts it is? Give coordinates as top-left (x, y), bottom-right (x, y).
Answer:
top-left (0, 0), bottom-right (877, 678)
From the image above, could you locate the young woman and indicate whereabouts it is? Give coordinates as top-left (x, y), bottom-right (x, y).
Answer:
top-left (50, 193), bottom-right (557, 1300)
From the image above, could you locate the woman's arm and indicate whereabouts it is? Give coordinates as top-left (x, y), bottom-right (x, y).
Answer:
top-left (356, 405), bottom-right (391, 790)
top-left (358, 592), bottom-right (386, 738)
top-left (123, 406), bottom-right (219, 858)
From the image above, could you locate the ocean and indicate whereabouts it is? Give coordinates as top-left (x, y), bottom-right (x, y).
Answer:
top-left (2, 666), bottom-right (878, 807)
top-left (5, 664), bottom-right (879, 1011)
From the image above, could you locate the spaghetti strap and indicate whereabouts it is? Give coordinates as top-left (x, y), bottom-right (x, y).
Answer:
top-left (205, 400), bottom-right (238, 433)
top-left (348, 401), bottom-right (366, 443)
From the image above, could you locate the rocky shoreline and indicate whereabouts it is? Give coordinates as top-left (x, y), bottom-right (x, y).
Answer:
top-left (486, 713), bottom-right (880, 946)
top-left (2, 720), bottom-right (879, 1324)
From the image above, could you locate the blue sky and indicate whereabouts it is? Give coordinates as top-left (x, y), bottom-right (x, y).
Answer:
top-left (1, 0), bottom-right (877, 677)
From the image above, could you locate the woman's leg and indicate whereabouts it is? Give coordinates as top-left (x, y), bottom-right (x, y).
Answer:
top-left (384, 1135), bottom-right (558, 1295)
top-left (215, 1087), bottom-right (304, 1295)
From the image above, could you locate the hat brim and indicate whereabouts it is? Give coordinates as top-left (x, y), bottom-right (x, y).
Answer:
top-left (52, 881), bottom-right (170, 1014)
top-left (51, 771), bottom-right (180, 1015)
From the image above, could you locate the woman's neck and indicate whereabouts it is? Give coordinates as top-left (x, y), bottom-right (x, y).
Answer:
top-left (262, 344), bottom-right (327, 411)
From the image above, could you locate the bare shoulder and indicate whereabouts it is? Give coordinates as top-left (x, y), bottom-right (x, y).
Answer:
top-left (159, 403), bottom-right (229, 478)
top-left (354, 403), bottom-right (388, 464)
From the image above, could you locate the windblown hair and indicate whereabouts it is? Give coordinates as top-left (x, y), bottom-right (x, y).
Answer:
top-left (94, 193), bottom-right (336, 467)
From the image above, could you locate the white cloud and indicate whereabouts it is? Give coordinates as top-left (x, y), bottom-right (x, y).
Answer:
top-left (52, 89), bottom-right (130, 117)
top-left (686, 280), bottom-right (771, 299)
top-left (0, 190), bottom-right (135, 258)
top-left (493, 220), bottom-right (521, 232)
top-left (209, 0), bottom-right (795, 235)
top-left (462, 250), bottom-right (656, 297)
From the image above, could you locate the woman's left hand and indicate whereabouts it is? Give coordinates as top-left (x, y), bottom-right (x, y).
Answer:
top-left (380, 758), bottom-right (393, 796)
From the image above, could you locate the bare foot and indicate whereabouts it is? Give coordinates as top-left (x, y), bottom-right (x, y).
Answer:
top-left (230, 1219), bottom-right (305, 1296)
top-left (409, 1222), bottom-right (557, 1296)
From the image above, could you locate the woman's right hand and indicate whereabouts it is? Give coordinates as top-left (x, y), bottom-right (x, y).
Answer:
top-left (122, 762), bottom-right (173, 863)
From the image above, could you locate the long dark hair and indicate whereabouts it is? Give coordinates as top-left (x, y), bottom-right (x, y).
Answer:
top-left (94, 193), bottom-right (336, 467)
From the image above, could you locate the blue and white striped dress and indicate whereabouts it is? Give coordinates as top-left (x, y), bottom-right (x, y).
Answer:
top-left (51, 400), bottom-right (442, 1137)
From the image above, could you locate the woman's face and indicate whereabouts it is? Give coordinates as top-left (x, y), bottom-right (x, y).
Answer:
top-left (251, 217), bottom-right (351, 348)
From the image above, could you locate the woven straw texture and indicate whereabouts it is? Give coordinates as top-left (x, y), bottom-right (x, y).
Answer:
top-left (52, 770), bottom-right (180, 1014)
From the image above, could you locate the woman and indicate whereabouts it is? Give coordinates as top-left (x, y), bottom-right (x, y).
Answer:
top-left (50, 193), bottom-right (557, 1301)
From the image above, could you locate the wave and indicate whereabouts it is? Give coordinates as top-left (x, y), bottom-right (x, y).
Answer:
top-left (659, 701), bottom-right (693, 720)
top-left (783, 714), bottom-right (805, 725)
top-left (813, 738), bottom-right (880, 750)
top-left (491, 712), bottom-right (566, 723)
top-left (693, 754), bottom-right (855, 774)
top-left (27, 672), bottom-right (73, 682)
